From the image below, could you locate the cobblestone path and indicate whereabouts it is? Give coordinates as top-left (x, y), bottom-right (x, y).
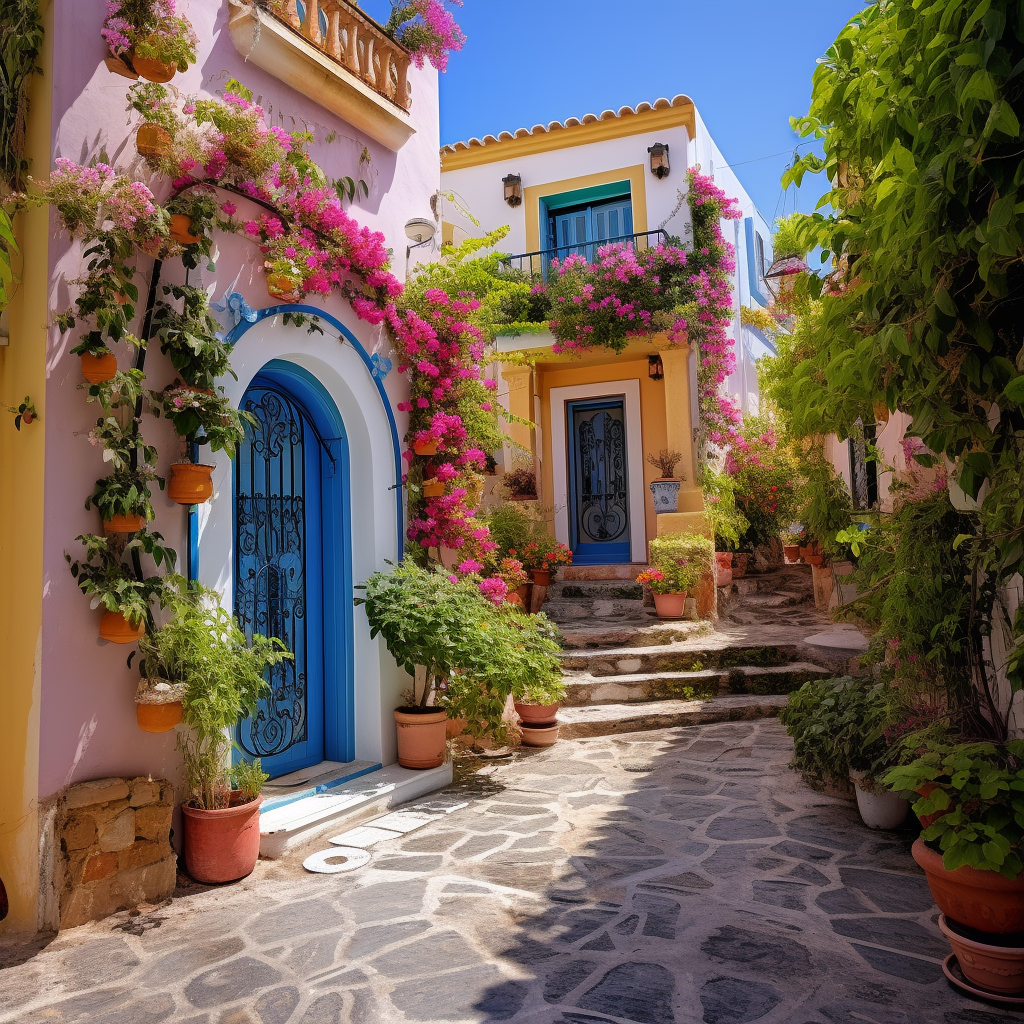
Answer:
top-left (1, 720), bottom-right (1016, 1024)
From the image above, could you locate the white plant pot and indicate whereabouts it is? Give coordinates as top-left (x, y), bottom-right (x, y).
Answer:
top-left (650, 479), bottom-right (681, 513)
top-left (850, 771), bottom-right (909, 829)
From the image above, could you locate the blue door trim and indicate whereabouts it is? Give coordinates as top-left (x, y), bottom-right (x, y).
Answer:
top-left (566, 397), bottom-right (631, 566)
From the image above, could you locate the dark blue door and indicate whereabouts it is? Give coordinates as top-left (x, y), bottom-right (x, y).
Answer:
top-left (235, 379), bottom-right (330, 777)
top-left (567, 398), bottom-right (631, 565)
top-left (552, 197), bottom-right (635, 262)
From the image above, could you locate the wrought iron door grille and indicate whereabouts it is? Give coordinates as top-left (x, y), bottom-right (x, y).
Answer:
top-left (574, 407), bottom-right (628, 544)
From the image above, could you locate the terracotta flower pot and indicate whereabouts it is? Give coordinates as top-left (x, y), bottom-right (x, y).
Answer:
top-left (530, 568), bottom-right (552, 587)
top-left (422, 479), bottom-right (445, 498)
top-left (136, 701), bottom-right (182, 733)
top-left (394, 707), bottom-right (448, 769)
top-left (135, 123), bottom-right (172, 160)
top-left (912, 838), bottom-right (1024, 934)
top-left (103, 512), bottom-right (145, 535)
top-left (505, 591), bottom-right (523, 607)
top-left (133, 40), bottom-right (176, 83)
top-left (99, 610), bottom-right (145, 643)
top-left (168, 463), bottom-right (214, 505)
top-left (182, 795), bottom-right (263, 884)
top-left (413, 439), bottom-right (439, 456)
top-left (514, 701), bottom-right (559, 727)
top-left (520, 722), bottom-right (559, 747)
top-left (783, 544), bottom-right (801, 562)
top-left (938, 915), bottom-right (1024, 996)
top-left (805, 553), bottom-right (823, 567)
top-left (81, 350), bottom-right (118, 385)
top-left (169, 214), bottom-right (201, 245)
top-left (266, 274), bottom-right (300, 302)
top-left (104, 52), bottom-right (139, 79)
top-left (653, 592), bottom-right (687, 618)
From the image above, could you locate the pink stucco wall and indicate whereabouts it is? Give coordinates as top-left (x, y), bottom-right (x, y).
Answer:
top-left (38, 0), bottom-right (436, 798)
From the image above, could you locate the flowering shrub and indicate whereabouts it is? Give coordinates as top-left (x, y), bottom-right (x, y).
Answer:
top-left (103, 0), bottom-right (196, 70)
top-left (725, 419), bottom-right (800, 548)
top-left (386, 0), bottom-right (466, 72)
top-left (636, 567), bottom-right (669, 594)
top-left (495, 557), bottom-right (528, 591)
top-left (647, 532), bottom-right (714, 594)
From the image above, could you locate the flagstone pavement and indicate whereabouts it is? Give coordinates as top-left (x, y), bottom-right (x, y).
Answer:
top-left (1, 720), bottom-right (1018, 1024)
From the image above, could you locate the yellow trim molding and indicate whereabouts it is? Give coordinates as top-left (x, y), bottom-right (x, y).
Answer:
top-left (441, 98), bottom-right (695, 171)
top-left (524, 166), bottom-right (649, 255)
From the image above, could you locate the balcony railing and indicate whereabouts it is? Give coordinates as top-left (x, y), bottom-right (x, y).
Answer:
top-left (269, 0), bottom-right (412, 111)
top-left (500, 229), bottom-right (668, 278)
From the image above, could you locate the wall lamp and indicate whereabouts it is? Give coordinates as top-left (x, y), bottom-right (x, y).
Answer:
top-left (502, 173), bottom-right (523, 207)
top-left (648, 353), bottom-right (664, 380)
top-left (647, 142), bottom-right (670, 179)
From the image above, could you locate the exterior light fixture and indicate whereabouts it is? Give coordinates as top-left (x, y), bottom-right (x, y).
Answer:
top-left (648, 354), bottom-right (664, 380)
top-left (404, 218), bottom-right (436, 244)
top-left (502, 173), bottom-right (523, 207)
top-left (647, 142), bottom-right (670, 179)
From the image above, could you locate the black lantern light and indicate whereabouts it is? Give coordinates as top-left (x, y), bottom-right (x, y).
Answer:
top-left (648, 353), bottom-right (664, 380)
top-left (647, 142), bottom-right (670, 179)
top-left (502, 173), bottom-right (523, 207)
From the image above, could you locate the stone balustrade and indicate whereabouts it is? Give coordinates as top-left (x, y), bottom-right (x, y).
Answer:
top-left (271, 0), bottom-right (413, 110)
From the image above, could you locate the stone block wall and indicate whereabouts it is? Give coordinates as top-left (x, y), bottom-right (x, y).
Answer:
top-left (55, 776), bottom-right (176, 929)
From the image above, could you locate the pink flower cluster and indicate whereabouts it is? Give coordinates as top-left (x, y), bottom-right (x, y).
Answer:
top-left (101, 0), bottom-right (181, 56)
top-left (395, 0), bottom-right (466, 73)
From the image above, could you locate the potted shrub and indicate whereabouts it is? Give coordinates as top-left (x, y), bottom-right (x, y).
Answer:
top-left (358, 562), bottom-right (563, 764)
top-left (504, 462), bottom-right (537, 501)
top-left (884, 741), bottom-right (1024, 934)
top-left (87, 466), bottom-right (162, 534)
top-left (521, 537), bottom-right (572, 587)
top-left (496, 557), bottom-right (530, 608)
top-left (66, 532), bottom-right (175, 643)
top-left (645, 531), bottom-right (714, 617)
top-left (647, 448), bottom-right (684, 513)
top-left (174, 580), bottom-right (291, 884)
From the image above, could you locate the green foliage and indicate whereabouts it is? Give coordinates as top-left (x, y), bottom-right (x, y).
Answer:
top-left (884, 740), bottom-right (1024, 878)
top-left (771, 213), bottom-right (807, 260)
top-left (700, 466), bottom-right (749, 551)
top-left (798, 448), bottom-right (854, 560)
top-left (648, 532), bottom-right (714, 593)
top-left (160, 578), bottom-right (291, 810)
top-left (152, 283), bottom-right (234, 386)
top-left (483, 501), bottom-right (546, 559)
top-left (0, 0), bottom-right (43, 191)
top-left (65, 531), bottom-right (176, 626)
top-left (0, 208), bottom-right (18, 314)
top-left (356, 561), bottom-right (564, 741)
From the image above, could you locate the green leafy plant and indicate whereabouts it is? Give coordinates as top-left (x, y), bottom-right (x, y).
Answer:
top-left (65, 532), bottom-right (176, 626)
top-left (700, 466), bottom-right (750, 551)
top-left (356, 561), bottom-right (564, 742)
top-left (885, 741), bottom-right (1024, 878)
top-left (149, 384), bottom-right (253, 454)
top-left (151, 283), bottom-right (234, 386)
top-left (86, 465), bottom-right (162, 523)
top-left (798, 452), bottom-right (854, 561)
top-left (484, 501), bottom-right (545, 560)
top-left (648, 532), bottom-right (714, 593)
top-left (5, 395), bottom-right (36, 430)
top-left (162, 578), bottom-right (291, 810)
top-left (0, 0), bottom-right (44, 192)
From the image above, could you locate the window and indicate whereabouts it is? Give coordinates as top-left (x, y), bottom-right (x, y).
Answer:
top-left (755, 231), bottom-right (766, 283)
top-left (550, 197), bottom-right (634, 259)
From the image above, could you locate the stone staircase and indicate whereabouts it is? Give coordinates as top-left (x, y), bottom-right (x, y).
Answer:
top-left (544, 563), bottom-right (864, 739)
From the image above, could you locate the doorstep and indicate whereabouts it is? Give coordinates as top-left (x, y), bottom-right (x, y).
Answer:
top-left (258, 760), bottom-right (453, 859)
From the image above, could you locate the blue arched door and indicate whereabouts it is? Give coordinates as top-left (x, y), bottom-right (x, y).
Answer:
top-left (234, 363), bottom-right (352, 778)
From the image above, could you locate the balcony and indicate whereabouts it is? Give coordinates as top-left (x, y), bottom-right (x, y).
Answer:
top-left (227, 0), bottom-right (416, 151)
top-left (501, 229), bottom-right (667, 278)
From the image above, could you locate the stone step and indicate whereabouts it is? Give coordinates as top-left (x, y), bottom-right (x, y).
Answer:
top-left (562, 662), bottom-right (831, 705)
top-left (560, 641), bottom-right (808, 677)
top-left (556, 694), bottom-right (789, 739)
top-left (544, 598), bottom-right (645, 621)
top-left (549, 579), bottom-right (644, 601)
top-left (555, 621), bottom-right (710, 651)
top-left (562, 563), bottom-right (647, 581)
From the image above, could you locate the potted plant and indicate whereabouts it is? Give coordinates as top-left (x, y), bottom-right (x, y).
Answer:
top-left (496, 557), bottom-right (529, 608)
top-left (504, 462), bottom-right (537, 501)
top-left (514, 672), bottom-right (567, 747)
top-left (173, 580), bottom-right (291, 884)
top-left (87, 466), bottom-right (162, 534)
top-left (412, 432), bottom-right (439, 456)
top-left (645, 531), bottom-right (714, 618)
top-left (647, 448), bottom-right (684, 513)
top-left (521, 537), bottom-right (572, 587)
top-left (358, 561), bottom-right (563, 764)
top-left (66, 532), bottom-right (175, 642)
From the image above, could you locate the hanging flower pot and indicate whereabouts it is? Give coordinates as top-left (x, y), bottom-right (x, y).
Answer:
top-left (873, 401), bottom-right (891, 424)
top-left (182, 793), bottom-right (263, 884)
top-left (168, 214), bottom-right (200, 245)
top-left (80, 350), bottom-right (118, 385)
top-left (135, 679), bottom-right (186, 733)
top-left (422, 479), bottom-right (445, 498)
top-left (413, 439), bottom-right (439, 456)
top-left (394, 707), bottom-right (447, 769)
top-left (168, 462), bottom-right (214, 505)
top-left (99, 610), bottom-right (145, 644)
top-left (266, 273), bottom-right (300, 302)
top-left (135, 123), bottom-right (172, 160)
top-left (132, 38), bottom-right (176, 83)
top-left (653, 592), bottom-right (687, 618)
top-left (104, 51), bottom-right (139, 80)
top-left (103, 513), bottom-right (146, 535)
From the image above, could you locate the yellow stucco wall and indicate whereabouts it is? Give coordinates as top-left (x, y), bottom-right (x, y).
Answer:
top-left (534, 345), bottom-right (701, 554)
top-left (0, 0), bottom-right (51, 933)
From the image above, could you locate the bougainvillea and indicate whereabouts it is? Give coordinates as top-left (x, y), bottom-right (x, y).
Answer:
top-left (102, 0), bottom-right (197, 70)
top-left (386, 0), bottom-right (466, 72)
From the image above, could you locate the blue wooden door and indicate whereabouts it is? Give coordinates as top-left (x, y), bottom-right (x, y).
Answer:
top-left (235, 379), bottom-right (328, 777)
top-left (567, 398), bottom-right (631, 565)
top-left (553, 198), bottom-right (634, 263)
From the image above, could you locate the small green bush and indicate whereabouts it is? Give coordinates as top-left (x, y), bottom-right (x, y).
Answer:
top-left (648, 532), bottom-right (714, 593)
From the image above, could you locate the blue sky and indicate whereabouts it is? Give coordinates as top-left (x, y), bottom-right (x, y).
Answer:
top-left (363, 0), bottom-right (865, 250)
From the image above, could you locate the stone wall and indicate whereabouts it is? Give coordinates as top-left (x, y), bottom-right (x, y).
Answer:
top-left (54, 776), bottom-right (176, 929)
